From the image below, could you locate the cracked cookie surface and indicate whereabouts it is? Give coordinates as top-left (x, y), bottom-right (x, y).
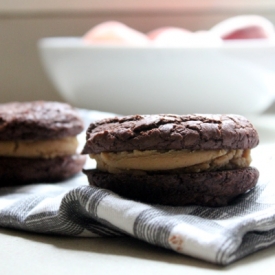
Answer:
top-left (82, 114), bottom-right (259, 154)
top-left (0, 101), bottom-right (84, 140)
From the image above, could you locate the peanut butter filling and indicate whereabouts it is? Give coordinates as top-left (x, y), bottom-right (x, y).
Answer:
top-left (0, 137), bottom-right (78, 159)
top-left (91, 149), bottom-right (251, 174)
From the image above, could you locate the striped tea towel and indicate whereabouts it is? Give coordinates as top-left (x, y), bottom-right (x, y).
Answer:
top-left (0, 109), bottom-right (275, 265)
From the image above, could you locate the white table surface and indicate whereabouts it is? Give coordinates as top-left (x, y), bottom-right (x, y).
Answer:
top-left (1, 114), bottom-right (275, 275)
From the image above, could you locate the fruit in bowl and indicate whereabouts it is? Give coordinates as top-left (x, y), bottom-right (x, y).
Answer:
top-left (38, 15), bottom-right (275, 115)
top-left (210, 15), bottom-right (275, 40)
top-left (83, 21), bottom-right (150, 46)
top-left (82, 15), bottom-right (275, 46)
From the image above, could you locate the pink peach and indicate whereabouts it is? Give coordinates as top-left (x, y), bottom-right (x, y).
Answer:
top-left (83, 21), bottom-right (150, 46)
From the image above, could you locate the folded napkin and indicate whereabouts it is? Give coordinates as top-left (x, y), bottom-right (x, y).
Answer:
top-left (0, 109), bottom-right (275, 266)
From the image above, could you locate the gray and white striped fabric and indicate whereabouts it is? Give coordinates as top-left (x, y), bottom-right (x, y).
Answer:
top-left (0, 110), bottom-right (275, 265)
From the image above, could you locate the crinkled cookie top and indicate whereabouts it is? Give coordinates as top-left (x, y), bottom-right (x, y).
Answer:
top-left (82, 114), bottom-right (259, 153)
top-left (0, 101), bottom-right (84, 140)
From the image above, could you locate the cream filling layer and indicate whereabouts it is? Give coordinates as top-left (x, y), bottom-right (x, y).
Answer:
top-left (0, 137), bottom-right (78, 159)
top-left (91, 149), bottom-right (251, 174)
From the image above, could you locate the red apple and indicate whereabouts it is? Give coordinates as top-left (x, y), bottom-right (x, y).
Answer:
top-left (210, 15), bottom-right (275, 40)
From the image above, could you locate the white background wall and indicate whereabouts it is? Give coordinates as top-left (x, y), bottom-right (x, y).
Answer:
top-left (1, 0), bottom-right (275, 112)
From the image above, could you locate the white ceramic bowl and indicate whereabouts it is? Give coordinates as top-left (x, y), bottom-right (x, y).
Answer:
top-left (38, 37), bottom-right (275, 115)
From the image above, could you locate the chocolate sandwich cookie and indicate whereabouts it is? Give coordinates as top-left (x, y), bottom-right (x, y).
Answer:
top-left (0, 101), bottom-right (86, 185)
top-left (82, 114), bottom-right (259, 206)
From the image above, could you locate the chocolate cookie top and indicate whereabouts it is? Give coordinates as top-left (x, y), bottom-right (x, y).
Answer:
top-left (0, 101), bottom-right (84, 140)
top-left (82, 114), bottom-right (259, 153)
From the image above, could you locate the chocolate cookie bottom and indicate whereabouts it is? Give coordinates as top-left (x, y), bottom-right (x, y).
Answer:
top-left (83, 167), bottom-right (259, 206)
top-left (0, 155), bottom-right (86, 186)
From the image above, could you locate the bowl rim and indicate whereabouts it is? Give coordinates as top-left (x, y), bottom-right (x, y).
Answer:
top-left (38, 36), bottom-right (275, 50)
